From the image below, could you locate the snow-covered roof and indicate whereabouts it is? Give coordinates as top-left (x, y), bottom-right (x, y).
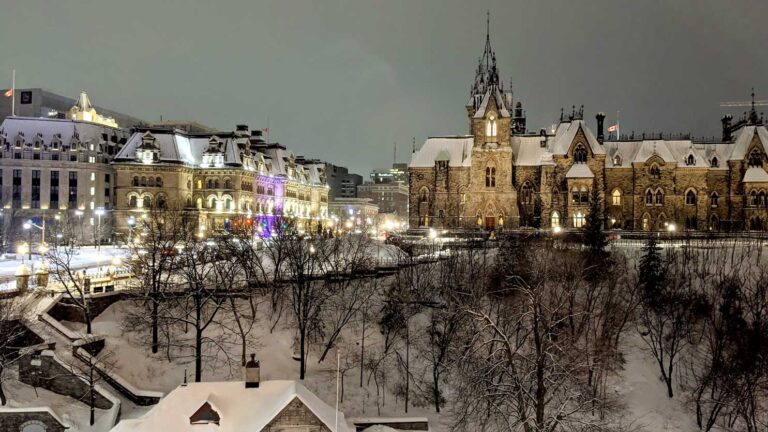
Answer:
top-left (110, 380), bottom-right (352, 432)
top-left (549, 120), bottom-right (605, 156)
top-left (743, 166), bottom-right (768, 183)
top-left (511, 136), bottom-right (554, 166)
top-left (472, 89), bottom-right (510, 119)
top-left (729, 126), bottom-right (768, 160)
top-left (604, 139), bottom-right (713, 168)
top-left (409, 136), bottom-right (473, 168)
top-left (0, 116), bottom-right (129, 149)
top-left (565, 163), bottom-right (595, 179)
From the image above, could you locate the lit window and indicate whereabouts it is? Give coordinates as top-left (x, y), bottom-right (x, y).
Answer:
top-left (90, 172), bottom-right (95, 181)
top-left (90, 187), bottom-right (95, 196)
top-left (573, 211), bottom-right (585, 228)
top-left (612, 189), bottom-right (621, 206)
top-left (551, 211), bottom-right (560, 228)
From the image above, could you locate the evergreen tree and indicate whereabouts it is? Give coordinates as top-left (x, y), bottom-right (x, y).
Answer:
top-left (638, 234), bottom-right (664, 308)
top-left (583, 184), bottom-right (608, 258)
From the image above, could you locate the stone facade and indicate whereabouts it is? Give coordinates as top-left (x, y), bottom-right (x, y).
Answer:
top-left (408, 24), bottom-right (768, 232)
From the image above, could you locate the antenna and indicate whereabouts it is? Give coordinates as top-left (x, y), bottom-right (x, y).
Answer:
top-left (720, 88), bottom-right (768, 107)
top-left (393, 141), bottom-right (397, 164)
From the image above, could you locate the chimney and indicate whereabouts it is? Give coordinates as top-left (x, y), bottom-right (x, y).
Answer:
top-left (595, 112), bottom-right (606, 143)
top-left (235, 124), bottom-right (250, 138)
top-left (721, 115), bottom-right (733, 142)
top-left (245, 353), bottom-right (260, 388)
top-left (539, 128), bottom-right (547, 148)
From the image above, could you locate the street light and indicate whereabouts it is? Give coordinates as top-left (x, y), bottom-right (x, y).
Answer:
top-left (127, 215), bottom-right (136, 245)
top-left (17, 242), bottom-right (29, 264)
top-left (75, 209), bottom-right (84, 246)
top-left (95, 207), bottom-right (105, 251)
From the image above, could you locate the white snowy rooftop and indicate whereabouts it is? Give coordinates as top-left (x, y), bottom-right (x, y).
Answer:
top-left (410, 136), bottom-right (473, 168)
top-left (110, 380), bottom-right (351, 432)
top-left (565, 163), bottom-right (595, 179)
top-left (743, 166), bottom-right (768, 183)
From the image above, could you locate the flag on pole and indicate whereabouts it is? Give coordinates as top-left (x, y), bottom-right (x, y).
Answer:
top-left (3, 89), bottom-right (11, 98)
top-left (607, 124), bottom-right (618, 132)
top-left (261, 127), bottom-right (269, 133)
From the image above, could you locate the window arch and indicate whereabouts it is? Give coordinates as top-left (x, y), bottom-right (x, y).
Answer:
top-left (156, 176), bottom-right (163, 187)
top-left (140, 176), bottom-right (147, 187)
top-left (710, 192), bottom-right (719, 207)
top-left (521, 182), bottom-right (534, 204)
top-left (760, 191), bottom-right (767, 207)
top-left (748, 149), bottom-right (763, 167)
top-left (551, 211), bottom-right (560, 228)
top-left (655, 188), bottom-right (665, 205)
top-left (132, 176), bottom-right (139, 187)
top-left (129, 195), bottom-right (138, 208)
top-left (208, 196), bottom-right (217, 209)
top-left (224, 178), bottom-right (232, 189)
top-left (486, 115), bottom-right (497, 137)
top-left (645, 189), bottom-right (653, 205)
top-left (206, 178), bottom-right (214, 189)
top-left (485, 166), bottom-right (496, 187)
top-left (750, 190), bottom-right (758, 206)
top-left (573, 211), bottom-right (586, 228)
top-left (143, 196), bottom-right (152, 208)
top-left (613, 154), bottom-right (622, 166)
top-left (157, 195), bottom-right (167, 209)
top-left (642, 213), bottom-right (651, 231)
top-left (649, 163), bottom-right (661, 179)
top-left (686, 154), bottom-right (695, 166)
top-left (148, 177), bottom-right (155, 187)
top-left (685, 189), bottom-right (697, 205)
top-left (611, 189), bottom-right (622, 206)
top-left (573, 144), bottom-right (587, 164)
top-left (711, 156), bottom-right (719, 168)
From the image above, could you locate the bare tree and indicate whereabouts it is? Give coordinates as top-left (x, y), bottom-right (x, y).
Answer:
top-left (0, 295), bottom-right (34, 405)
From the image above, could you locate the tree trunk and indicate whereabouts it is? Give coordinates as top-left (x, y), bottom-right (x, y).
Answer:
top-left (0, 366), bottom-right (6, 406)
top-left (299, 326), bottom-right (306, 380)
top-left (151, 298), bottom-right (159, 354)
top-left (195, 294), bottom-right (202, 382)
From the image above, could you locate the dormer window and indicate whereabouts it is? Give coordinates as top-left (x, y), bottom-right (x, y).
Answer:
top-left (190, 402), bottom-right (220, 426)
top-left (686, 154), bottom-right (695, 166)
top-left (613, 154), bottom-right (622, 166)
top-left (711, 156), bottom-right (719, 168)
top-left (748, 149), bottom-right (763, 167)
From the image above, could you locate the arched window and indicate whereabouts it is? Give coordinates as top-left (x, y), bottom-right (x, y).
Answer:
top-left (225, 198), bottom-right (232, 210)
top-left (209, 197), bottom-right (216, 209)
top-left (552, 188), bottom-right (560, 205)
top-left (686, 189), bottom-right (697, 205)
top-left (750, 190), bottom-right (758, 206)
top-left (580, 185), bottom-right (589, 205)
top-left (748, 149), bottom-right (763, 167)
top-left (187, 179), bottom-right (192, 189)
top-left (655, 189), bottom-right (665, 205)
top-left (521, 182), bottom-right (533, 204)
top-left (485, 166), bottom-right (496, 187)
top-left (486, 115), bottom-right (497, 138)
top-left (20, 420), bottom-right (48, 432)
top-left (711, 156), bottom-right (719, 168)
top-left (129, 195), bottom-right (138, 208)
top-left (686, 154), bottom-right (695, 166)
top-left (157, 196), bottom-right (166, 209)
top-left (760, 191), bottom-right (767, 207)
top-left (186, 197), bottom-right (193, 208)
top-left (573, 211), bottom-right (586, 228)
top-left (148, 177), bottom-right (155, 187)
top-left (156, 176), bottom-right (163, 187)
top-left (612, 189), bottom-right (622, 206)
top-left (224, 178), bottom-right (232, 189)
top-left (132, 176), bottom-right (139, 187)
top-left (645, 189), bottom-right (653, 205)
top-left (214, 179), bottom-right (220, 189)
top-left (710, 192), bottom-right (719, 207)
top-left (196, 197), bottom-right (203, 209)
top-left (649, 164), bottom-right (661, 179)
top-left (143, 196), bottom-right (152, 208)
top-left (551, 211), bottom-right (560, 228)
top-left (140, 176), bottom-right (147, 187)
top-left (613, 154), bottom-right (622, 166)
top-left (642, 213), bottom-right (651, 231)
top-left (573, 144), bottom-right (587, 164)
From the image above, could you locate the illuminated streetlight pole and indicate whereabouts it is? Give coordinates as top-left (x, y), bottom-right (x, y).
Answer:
top-left (95, 207), bottom-right (105, 251)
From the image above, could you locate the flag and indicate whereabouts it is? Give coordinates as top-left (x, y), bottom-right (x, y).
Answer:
top-left (607, 124), bottom-right (618, 132)
top-left (3, 89), bottom-right (11, 98)
top-left (261, 127), bottom-right (269, 133)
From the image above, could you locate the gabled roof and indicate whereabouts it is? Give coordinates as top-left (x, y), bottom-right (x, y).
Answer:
top-left (409, 136), bottom-right (473, 168)
top-left (743, 166), bottom-right (768, 183)
top-left (511, 136), bottom-right (554, 166)
top-left (549, 120), bottom-right (605, 156)
top-left (472, 89), bottom-right (510, 119)
top-left (110, 380), bottom-right (352, 432)
top-left (729, 126), bottom-right (768, 160)
top-left (565, 163), bottom-right (595, 179)
top-left (0, 116), bottom-right (128, 148)
top-left (114, 129), bottom-right (248, 167)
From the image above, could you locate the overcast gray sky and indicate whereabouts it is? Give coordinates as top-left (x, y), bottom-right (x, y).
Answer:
top-left (1, 0), bottom-right (767, 176)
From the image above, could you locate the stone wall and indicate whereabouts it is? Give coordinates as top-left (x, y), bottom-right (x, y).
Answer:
top-left (18, 352), bottom-right (113, 410)
top-left (263, 397), bottom-right (330, 432)
top-left (0, 410), bottom-right (68, 432)
top-left (47, 292), bottom-right (127, 324)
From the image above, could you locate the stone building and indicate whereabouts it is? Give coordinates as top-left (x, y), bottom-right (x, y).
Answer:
top-left (112, 125), bottom-right (329, 237)
top-left (409, 22), bottom-right (768, 232)
top-left (0, 92), bottom-right (132, 247)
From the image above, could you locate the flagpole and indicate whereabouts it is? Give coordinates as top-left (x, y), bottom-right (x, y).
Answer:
top-left (616, 110), bottom-right (620, 140)
top-left (11, 69), bottom-right (15, 117)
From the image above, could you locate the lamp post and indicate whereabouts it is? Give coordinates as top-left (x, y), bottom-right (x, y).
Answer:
top-left (95, 207), bottom-right (105, 251)
top-left (22, 221), bottom-right (33, 260)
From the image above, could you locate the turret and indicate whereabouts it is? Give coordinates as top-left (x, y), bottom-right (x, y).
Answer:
top-left (721, 114), bottom-right (733, 142)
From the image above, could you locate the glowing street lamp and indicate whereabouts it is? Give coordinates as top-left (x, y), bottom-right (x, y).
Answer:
top-left (94, 207), bottom-right (105, 251)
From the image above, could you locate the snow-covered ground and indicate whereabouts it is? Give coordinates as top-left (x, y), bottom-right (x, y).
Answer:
top-left (0, 246), bottom-right (129, 290)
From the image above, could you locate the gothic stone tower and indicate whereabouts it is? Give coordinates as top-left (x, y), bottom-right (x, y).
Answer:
top-left (463, 15), bottom-right (519, 230)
